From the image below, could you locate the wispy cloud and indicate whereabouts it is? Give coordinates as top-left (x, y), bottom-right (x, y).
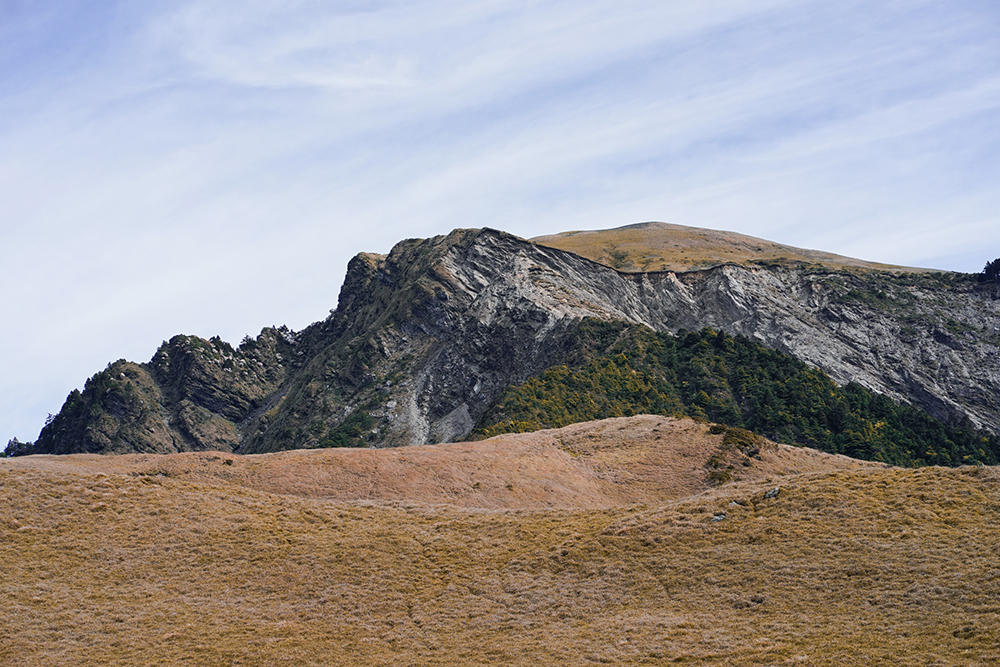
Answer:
top-left (2, 0), bottom-right (999, 441)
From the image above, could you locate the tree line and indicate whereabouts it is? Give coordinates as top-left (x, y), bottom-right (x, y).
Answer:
top-left (979, 258), bottom-right (1000, 282)
top-left (473, 319), bottom-right (999, 467)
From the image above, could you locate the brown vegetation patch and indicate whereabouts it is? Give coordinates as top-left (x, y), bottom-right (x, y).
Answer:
top-left (2, 416), bottom-right (876, 508)
top-left (533, 221), bottom-right (930, 273)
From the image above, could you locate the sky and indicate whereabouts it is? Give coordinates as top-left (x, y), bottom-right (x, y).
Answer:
top-left (2, 0), bottom-right (999, 444)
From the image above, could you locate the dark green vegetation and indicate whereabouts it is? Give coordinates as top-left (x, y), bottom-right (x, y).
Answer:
top-left (315, 408), bottom-right (374, 448)
top-left (475, 320), bottom-right (1000, 467)
top-left (979, 257), bottom-right (1000, 282)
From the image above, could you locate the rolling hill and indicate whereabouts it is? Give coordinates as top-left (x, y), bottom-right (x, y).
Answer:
top-left (3, 417), bottom-right (997, 665)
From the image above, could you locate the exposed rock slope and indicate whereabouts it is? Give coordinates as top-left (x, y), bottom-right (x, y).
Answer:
top-left (20, 226), bottom-right (1000, 455)
top-left (28, 328), bottom-right (297, 454)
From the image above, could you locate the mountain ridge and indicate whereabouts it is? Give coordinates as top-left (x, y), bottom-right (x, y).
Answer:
top-left (9, 223), bottom-right (1000, 457)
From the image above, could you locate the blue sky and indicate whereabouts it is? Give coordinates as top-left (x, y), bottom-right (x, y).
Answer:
top-left (2, 0), bottom-right (999, 444)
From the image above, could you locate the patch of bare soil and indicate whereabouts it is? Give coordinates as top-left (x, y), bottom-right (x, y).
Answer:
top-left (1, 416), bottom-right (878, 508)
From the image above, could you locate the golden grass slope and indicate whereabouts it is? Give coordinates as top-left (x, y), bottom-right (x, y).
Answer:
top-left (1, 416), bottom-right (876, 508)
top-left (532, 221), bottom-right (933, 273)
top-left (3, 416), bottom-right (998, 666)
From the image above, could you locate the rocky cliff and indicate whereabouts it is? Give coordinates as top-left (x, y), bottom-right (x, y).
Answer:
top-left (16, 226), bottom-right (1000, 455)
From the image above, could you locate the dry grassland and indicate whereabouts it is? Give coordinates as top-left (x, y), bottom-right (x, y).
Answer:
top-left (532, 222), bottom-right (927, 273)
top-left (2, 416), bottom-right (997, 666)
top-left (1, 417), bottom-right (876, 508)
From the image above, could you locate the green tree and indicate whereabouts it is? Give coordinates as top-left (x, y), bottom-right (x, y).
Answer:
top-left (979, 258), bottom-right (1000, 282)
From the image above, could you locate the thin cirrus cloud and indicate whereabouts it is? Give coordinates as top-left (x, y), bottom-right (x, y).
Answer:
top-left (150, 1), bottom-right (782, 92)
top-left (1, 0), bottom-right (998, 443)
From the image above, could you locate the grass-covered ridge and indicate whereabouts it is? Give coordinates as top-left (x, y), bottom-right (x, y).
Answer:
top-left (474, 320), bottom-right (999, 467)
top-left (532, 221), bottom-right (933, 273)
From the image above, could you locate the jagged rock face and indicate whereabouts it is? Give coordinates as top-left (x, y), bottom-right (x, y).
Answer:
top-left (24, 227), bottom-right (1000, 455)
top-left (30, 329), bottom-right (297, 455)
top-left (29, 361), bottom-right (177, 455)
top-left (241, 228), bottom-right (1000, 452)
top-left (640, 266), bottom-right (1000, 430)
top-left (238, 230), bottom-right (596, 451)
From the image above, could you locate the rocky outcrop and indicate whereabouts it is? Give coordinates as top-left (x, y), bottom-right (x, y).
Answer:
top-left (19, 227), bottom-right (1000, 455)
top-left (26, 328), bottom-right (298, 455)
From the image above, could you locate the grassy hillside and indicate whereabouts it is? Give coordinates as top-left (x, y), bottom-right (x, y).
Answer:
top-left (0, 416), bottom-right (878, 508)
top-left (532, 221), bottom-right (935, 273)
top-left (2, 424), bottom-right (998, 666)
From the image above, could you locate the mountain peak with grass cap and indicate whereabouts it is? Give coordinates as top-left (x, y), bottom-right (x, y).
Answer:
top-left (11, 224), bottom-right (1000, 457)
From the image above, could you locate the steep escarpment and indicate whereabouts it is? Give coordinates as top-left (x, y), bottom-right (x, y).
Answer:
top-left (14, 225), bottom-right (1000, 456)
top-left (475, 323), bottom-right (1000, 466)
top-left (635, 265), bottom-right (1000, 431)
top-left (239, 228), bottom-right (601, 451)
top-left (272, 228), bottom-right (998, 450)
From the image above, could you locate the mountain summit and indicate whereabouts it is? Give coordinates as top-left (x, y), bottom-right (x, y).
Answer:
top-left (12, 223), bottom-right (1000, 457)
top-left (533, 221), bottom-right (931, 273)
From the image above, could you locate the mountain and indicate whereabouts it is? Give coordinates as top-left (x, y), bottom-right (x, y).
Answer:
top-left (10, 223), bottom-right (1000, 457)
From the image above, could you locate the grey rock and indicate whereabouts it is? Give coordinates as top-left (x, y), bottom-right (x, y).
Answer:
top-left (309, 228), bottom-right (998, 448)
top-left (27, 227), bottom-right (1000, 455)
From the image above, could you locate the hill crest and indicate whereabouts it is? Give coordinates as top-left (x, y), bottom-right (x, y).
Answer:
top-left (532, 221), bottom-right (932, 274)
top-left (1, 415), bottom-right (882, 509)
top-left (2, 416), bottom-right (997, 666)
